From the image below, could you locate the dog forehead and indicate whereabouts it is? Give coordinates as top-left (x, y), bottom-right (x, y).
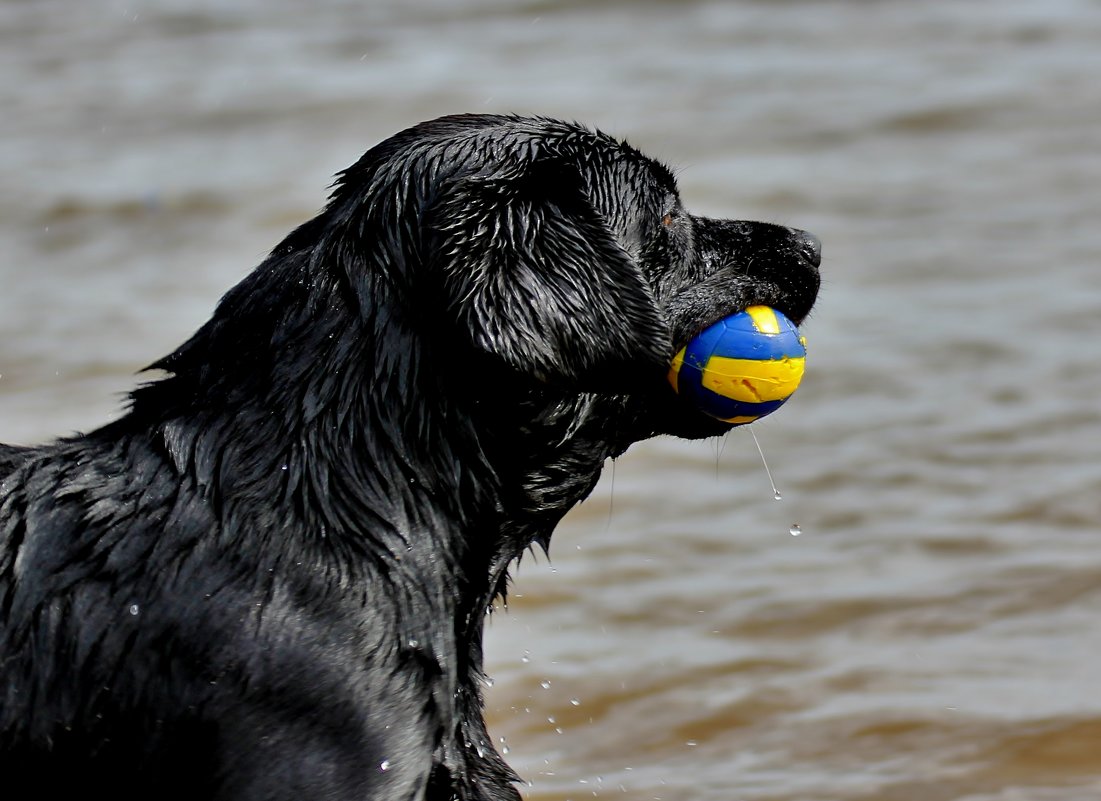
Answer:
top-left (429, 116), bottom-right (677, 191)
top-left (329, 115), bottom-right (679, 245)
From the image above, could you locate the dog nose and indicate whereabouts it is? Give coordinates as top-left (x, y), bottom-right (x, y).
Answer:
top-left (797, 232), bottom-right (822, 268)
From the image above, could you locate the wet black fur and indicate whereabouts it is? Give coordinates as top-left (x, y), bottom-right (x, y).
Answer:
top-left (0, 114), bottom-right (820, 800)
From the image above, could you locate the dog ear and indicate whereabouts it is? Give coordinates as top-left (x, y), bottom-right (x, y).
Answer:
top-left (430, 154), bottom-right (672, 391)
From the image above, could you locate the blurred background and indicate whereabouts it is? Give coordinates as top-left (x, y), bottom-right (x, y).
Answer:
top-left (2, 0), bottom-right (1100, 798)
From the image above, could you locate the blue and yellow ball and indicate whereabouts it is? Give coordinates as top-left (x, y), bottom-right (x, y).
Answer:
top-left (668, 306), bottom-right (806, 426)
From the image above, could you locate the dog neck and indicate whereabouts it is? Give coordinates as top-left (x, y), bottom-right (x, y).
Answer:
top-left (111, 248), bottom-right (630, 762)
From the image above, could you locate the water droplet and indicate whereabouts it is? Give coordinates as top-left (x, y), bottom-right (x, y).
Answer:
top-left (128, 604), bottom-right (140, 616)
top-left (379, 759), bottom-right (391, 772)
top-left (547, 716), bottom-right (556, 724)
top-left (570, 698), bottom-right (580, 706)
top-left (521, 651), bottom-right (531, 664)
top-left (408, 638), bottom-right (419, 649)
top-left (751, 429), bottom-right (782, 501)
top-left (789, 524), bottom-right (802, 537)
top-left (540, 680), bottom-right (551, 689)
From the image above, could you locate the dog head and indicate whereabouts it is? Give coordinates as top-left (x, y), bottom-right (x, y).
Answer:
top-left (143, 113), bottom-right (819, 471)
top-left (318, 114), bottom-right (820, 441)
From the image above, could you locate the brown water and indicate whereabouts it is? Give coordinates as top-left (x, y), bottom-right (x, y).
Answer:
top-left (3, 1), bottom-right (1101, 798)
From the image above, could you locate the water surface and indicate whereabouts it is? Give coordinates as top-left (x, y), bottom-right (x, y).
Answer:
top-left (2, 1), bottom-right (1100, 798)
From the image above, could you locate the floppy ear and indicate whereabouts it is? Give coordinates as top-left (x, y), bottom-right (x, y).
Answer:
top-left (429, 155), bottom-right (672, 391)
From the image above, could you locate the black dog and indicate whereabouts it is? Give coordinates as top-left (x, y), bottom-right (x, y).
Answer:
top-left (0, 114), bottom-right (819, 800)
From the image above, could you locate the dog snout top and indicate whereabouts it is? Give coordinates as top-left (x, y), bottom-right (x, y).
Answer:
top-left (659, 217), bottom-right (821, 347)
top-left (690, 217), bottom-right (820, 275)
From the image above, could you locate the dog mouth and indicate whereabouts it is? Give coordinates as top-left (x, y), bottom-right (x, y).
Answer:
top-left (653, 237), bottom-right (820, 437)
top-left (667, 243), bottom-right (821, 352)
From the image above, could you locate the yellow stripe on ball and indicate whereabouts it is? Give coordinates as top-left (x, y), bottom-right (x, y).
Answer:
top-left (668, 348), bottom-right (685, 394)
top-left (745, 305), bottom-right (781, 335)
top-left (700, 355), bottom-right (806, 403)
top-left (718, 413), bottom-right (762, 424)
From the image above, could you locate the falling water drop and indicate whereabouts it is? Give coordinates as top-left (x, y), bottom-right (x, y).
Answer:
top-left (750, 429), bottom-right (782, 501)
top-left (128, 604), bottom-right (140, 616)
top-left (789, 524), bottom-right (802, 537)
